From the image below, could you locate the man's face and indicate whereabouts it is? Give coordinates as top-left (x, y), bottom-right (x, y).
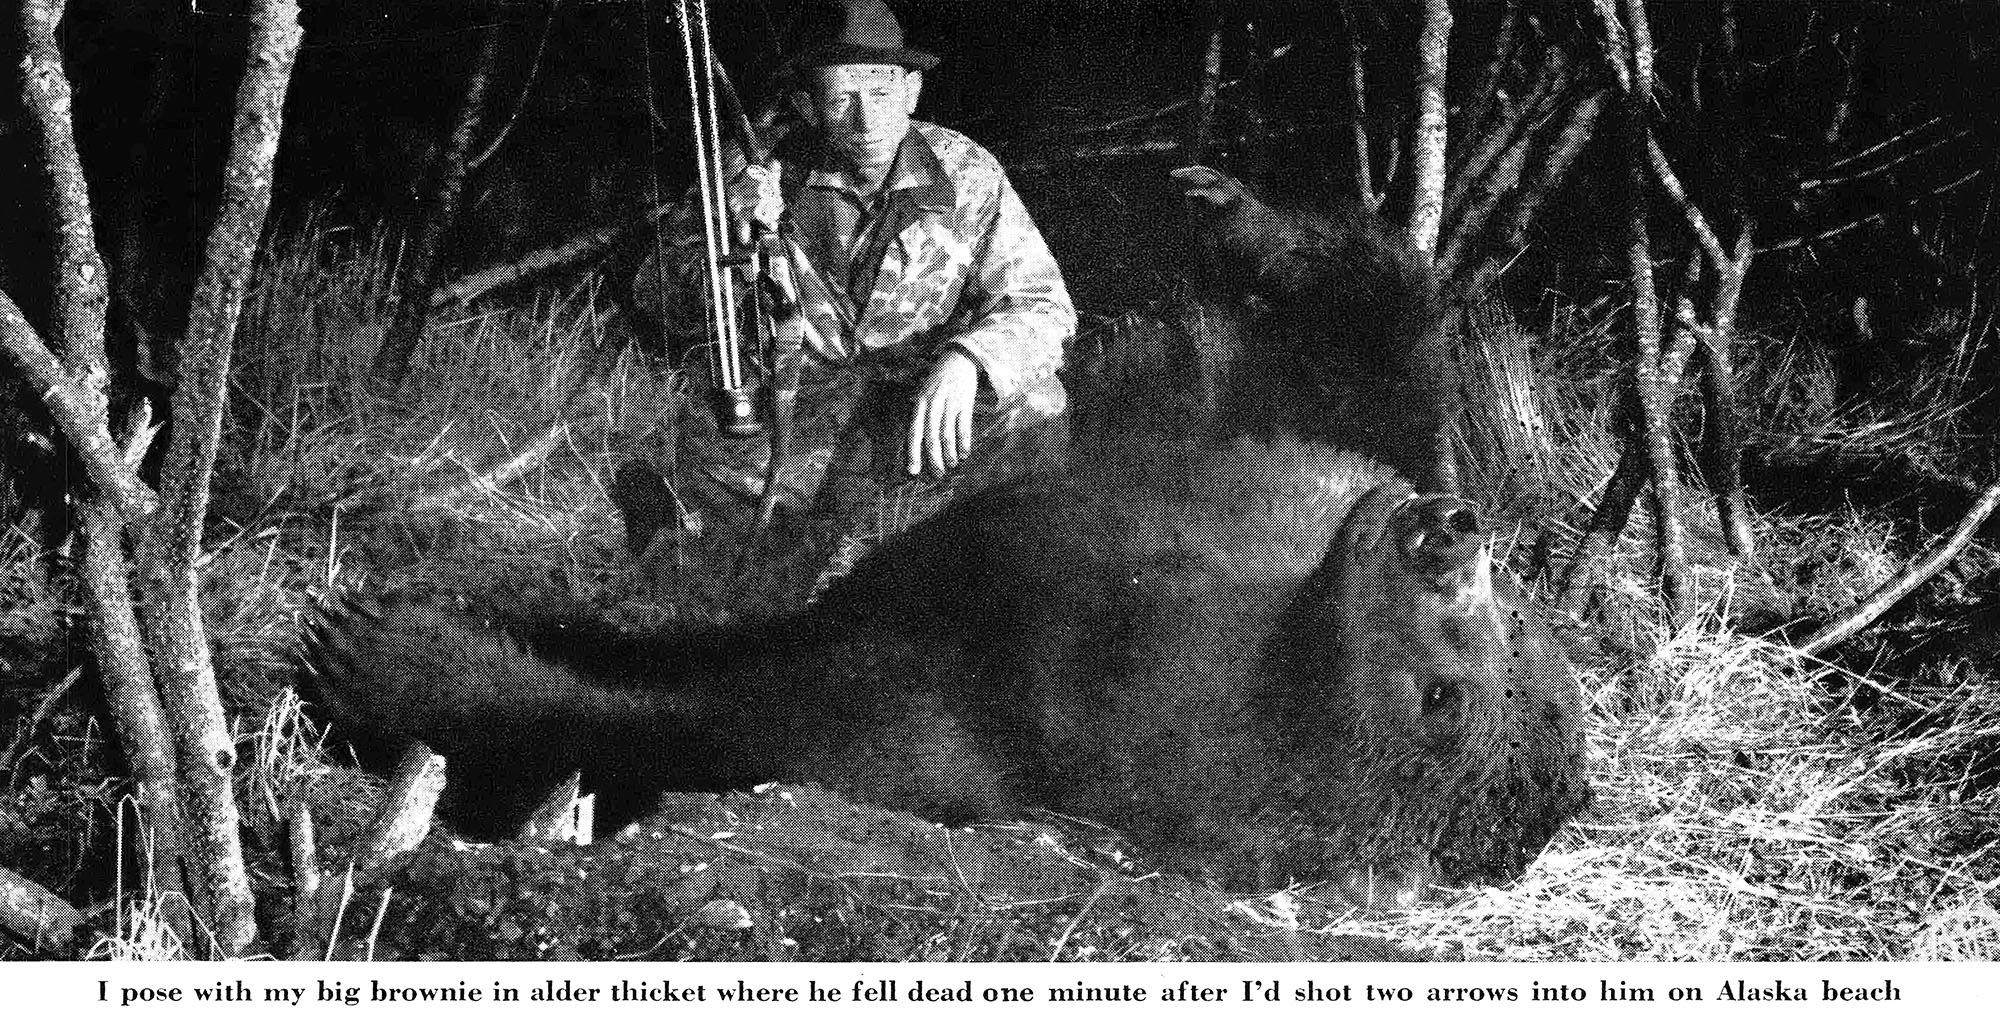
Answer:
top-left (800, 64), bottom-right (920, 171)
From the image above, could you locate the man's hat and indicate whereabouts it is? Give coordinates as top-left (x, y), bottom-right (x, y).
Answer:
top-left (779, 0), bottom-right (940, 76)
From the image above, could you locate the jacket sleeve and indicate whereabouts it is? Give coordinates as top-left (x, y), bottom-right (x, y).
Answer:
top-left (946, 171), bottom-right (1076, 402)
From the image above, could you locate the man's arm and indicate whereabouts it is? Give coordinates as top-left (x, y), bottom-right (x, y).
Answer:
top-left (944, 172), bottom-right (1076, 402)
top-left (907, 170), bottom-right (1074, 475)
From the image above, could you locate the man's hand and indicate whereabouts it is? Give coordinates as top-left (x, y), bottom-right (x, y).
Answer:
top-left (907, 348), bottom-right (981, 477)
top-left (727, 163), bottom-right (783, 237)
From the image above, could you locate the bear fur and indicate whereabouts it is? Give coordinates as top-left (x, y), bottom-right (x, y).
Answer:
top-left (306, 430), bottom-right (1586, 897)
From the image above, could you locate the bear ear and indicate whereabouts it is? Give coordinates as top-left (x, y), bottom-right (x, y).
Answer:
top-left (1171, 164), bottom-right (1249, 208)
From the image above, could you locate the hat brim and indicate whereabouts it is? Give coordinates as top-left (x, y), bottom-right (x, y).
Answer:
top-left (782, 41), bottom-right (940, 75)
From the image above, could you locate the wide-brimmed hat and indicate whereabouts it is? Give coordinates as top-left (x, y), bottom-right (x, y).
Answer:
top-left (778, 0), bottom-right (939, 77)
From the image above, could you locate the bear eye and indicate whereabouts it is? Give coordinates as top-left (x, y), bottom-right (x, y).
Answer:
top-left (1421, 678), bottom-right (1464, 717)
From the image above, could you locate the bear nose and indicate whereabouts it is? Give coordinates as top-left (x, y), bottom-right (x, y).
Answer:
top-left (1395, 497), bottom-right (1486, 574)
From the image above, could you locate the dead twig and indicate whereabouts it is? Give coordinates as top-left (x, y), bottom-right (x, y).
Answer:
top-left (288, 802), bottom-right (320, 909)
top-left (1798, 482), bottom-right (2000, 656)
top-left (1048, 878), bottom-right (1115, 962)
top-left (1, 667), bottom-right (82, 779)
top-left (661, 823), bottom-right (862, 900)
top-left (408, 422), bottom-right (569, 512)
top-left (465, 0), bottom-right (560, 176)
top-left (430, 201), bottom-right (681, 308)
top-left (288, 745), bottom-right (444, 959)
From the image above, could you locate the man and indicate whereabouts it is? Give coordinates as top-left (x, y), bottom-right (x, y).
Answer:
top-left (630, 0), bottom-right (1073, 560)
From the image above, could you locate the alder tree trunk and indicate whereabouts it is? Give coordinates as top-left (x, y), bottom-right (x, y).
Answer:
top-left (1625, 0), bottom-right (1692, 615)
top-left (1336, 2), bottom-right (1379, 208)
top-left (1407, 0), bottom-right (1452, 256)
top-left (4, 0), bottom-right (306, 957)
top-left (4, 0), bottom-right (194, 930)
top-left (368, 20), bottom-right (507, 395)
top-left (1188, 6), bottom-right (1225, 164)
top-left (131, 0), bottom-right (305, 957)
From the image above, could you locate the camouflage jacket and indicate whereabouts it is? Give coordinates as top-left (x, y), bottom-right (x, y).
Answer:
top-left (654, 122), bottom-right (1074, 412)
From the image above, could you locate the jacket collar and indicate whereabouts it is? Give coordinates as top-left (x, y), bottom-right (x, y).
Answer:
top-left (796, 126), bottom-right (955, 213)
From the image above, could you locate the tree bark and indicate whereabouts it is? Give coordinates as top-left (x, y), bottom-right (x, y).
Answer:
top-left (1452, 90), bottom-right (1605, 297)
top-left (1612, 0), bottom-right (1692, 615)
top-left (1408, 0), bottom-right (1452, 255)
top-left (1188, 7), bottom-right (1225, 165)
top-left (132, 0), bottom-right (306, 957)
top-left (1336, 1), bottom-right (1378, 207)
top-left (289, 746), bottom-right (445, 960)
top-left (1559, 443), bottom-right (1644, 616)
top-left (367, 19), bottom-right (508, 395)
top-left (16, 0), bottom-right (111, 377)
top-left (8, 0), bottom-right (192, 934)
top-left (1694, 228), bottom-right (1757, 559)
top-left (79, 503), bottom-right (199, 924)
top-left (0, 293), bottom-right (155, 519)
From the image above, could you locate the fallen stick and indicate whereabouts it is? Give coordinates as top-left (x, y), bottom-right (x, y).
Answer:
top-left (429, 200), bottom-right (681, 308)
top-left (1799, 481), bottom-right (2000, 656)
top-left (287, 745), bottom-right (446, 959)
top-left (0, 863), bottom-right (86, 956)
top-left (408, 422), bottom-right (569, 513)
top-left (0, 667), bottom-right (82, 777)
top-left (356, 744), bottom-right (449, 867)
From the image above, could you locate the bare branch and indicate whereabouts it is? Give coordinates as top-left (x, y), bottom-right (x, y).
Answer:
top-left (1815, 115), bottom-right (1945, 175)
top-left (1338, 1), bottom-right (1377, 205)
top-left (1560, 445), bottom-right (1643, 617)
top-left (1621, 0), bottom-right (1657, 103)
top-left (1590, 0), bottom-right (1633, 94)
top-left (1453, 91), bottom-right (1606, 296)
top-left (1760, 169), bottom-right (1986, 254)
top-left (433, 201), bottom-right (680, 307)
top-left (0, 290), bottom-right (157, 517)
top-left (135, 0), bottom-right (306, 957)
top-left (369, 20), bottom-right (508, 394)
top-left (0, 863), bottom-right (85, 956)
top-left (1614, 0), bottom-right (1689, 614)
top-left (289, 804), bottom-right (321, 908)
top-left (1646, 136), bottom-right (1728, 269)
top-left (1800, 483), bottom-right (2000, 656)
top-left (467, 0), bottom-right (560, 175)
top-left (1407, 0), bottom-right (1452, 254)
top-left (1800, 128), bottom-right (1971, 192)
top-left (407, 422), bottom-right (569, 512)
top-left (15, 0), bottom-right (112, 374)
top-left (1188, 8), bottom-right (1225, 163)
top-left (0, 668), bottom-right (82, 777)
top-left (77, 504), bottom-right (193, 926)
top-left (1438, 128), bottom-right (1533, 276)
top-left (1457, 0), bottom-right (1522, 147)
top-left (1446, 47), bottom-right (1569, 222)
top-left (289, 746), bottom-right (445, 959)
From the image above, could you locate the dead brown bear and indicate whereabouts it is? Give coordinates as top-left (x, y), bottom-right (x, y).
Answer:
top-left (306, 429), bottom-right (1585, 903)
